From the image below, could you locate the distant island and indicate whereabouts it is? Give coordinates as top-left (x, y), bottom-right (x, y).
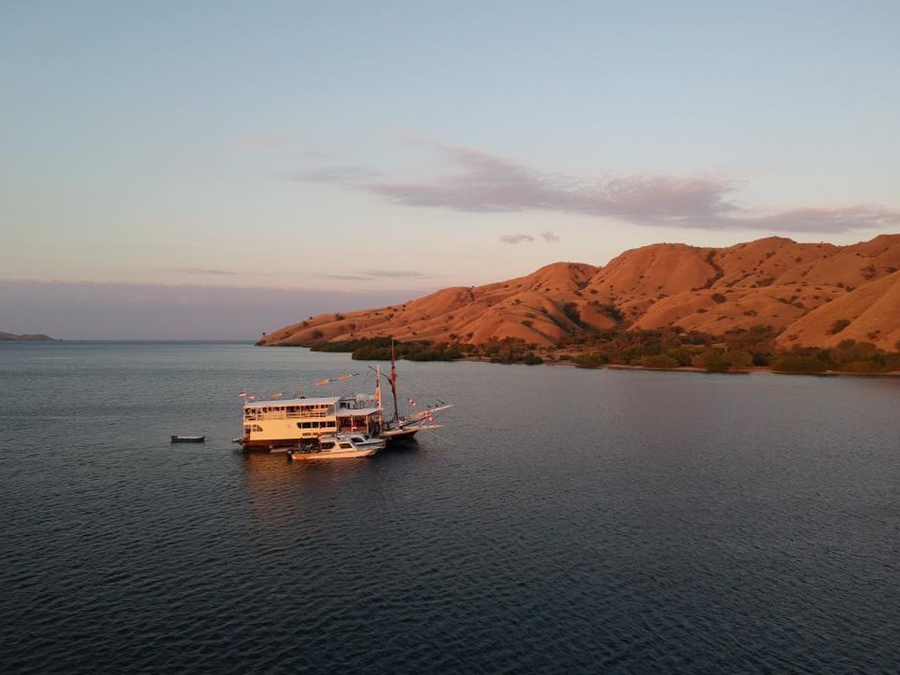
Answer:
top-left (0, 331), bottom-right (57, 342)
top-left (259, 234), bottom-right (900, 374)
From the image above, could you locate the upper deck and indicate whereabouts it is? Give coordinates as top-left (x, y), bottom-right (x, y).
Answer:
top-left (243, 395), bottom-right (381, 421)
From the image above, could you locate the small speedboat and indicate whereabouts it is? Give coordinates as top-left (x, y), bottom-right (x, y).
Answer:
top-left (288, 435), bottom-right (381, 461)
top-left (171, 435), bottom-right (205, 443)
top-left (337, 433), bottom-right (386, 452)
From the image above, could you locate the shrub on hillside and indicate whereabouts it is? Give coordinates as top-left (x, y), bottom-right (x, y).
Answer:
top-left (838, 360), bottom-right (887, 374)
top-left (828, 318), bottom-right (851, 335)
top-left (770, 354), bottom-right (829, 373)
top-left (724, 350), bottom-right (753, 369)
top-left (640, 354), bottom-right (679, 369)
top-left (574, 353), bottom-right (607, 368)
top-left (666, 347), bottom-right (693, 366)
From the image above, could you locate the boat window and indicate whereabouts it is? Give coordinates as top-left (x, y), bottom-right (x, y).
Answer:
top-left (339, 443), bottom-right (353, 449)
top-left (320, 441), bottom-right (334, 450)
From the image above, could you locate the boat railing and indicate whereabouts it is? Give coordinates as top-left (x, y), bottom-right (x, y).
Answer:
top-left (249, 410), bottom-right (333, 421)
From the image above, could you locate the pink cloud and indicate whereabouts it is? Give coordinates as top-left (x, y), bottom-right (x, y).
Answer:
top-left (293, 141), bottom-right (900, 234)
top-left (500, 234), bottom-right (534, 244)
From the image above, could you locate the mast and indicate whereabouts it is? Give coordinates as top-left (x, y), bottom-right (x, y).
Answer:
top-left (390, 337), bottom-right (399, 422)
top-left (375, 364), bottom-right (383, 424)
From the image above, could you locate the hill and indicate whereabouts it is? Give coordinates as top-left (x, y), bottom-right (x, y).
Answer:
top-left (260, 234), bottom-right (900, 352)
top-left (0, 332), bottom-right (57, 342)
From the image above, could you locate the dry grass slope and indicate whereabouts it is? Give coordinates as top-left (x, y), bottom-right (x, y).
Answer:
top-left (260, 235), bottom-right (900, 351)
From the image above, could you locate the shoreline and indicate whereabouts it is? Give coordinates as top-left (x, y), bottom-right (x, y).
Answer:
top-left (260, 343), bottom-right (900, 379)
top-left (460, 355), bottom-right (900, 378)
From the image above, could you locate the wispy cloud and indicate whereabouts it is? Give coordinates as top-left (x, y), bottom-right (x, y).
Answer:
top-left (322, 270), bottom-right (429, 281)
top-left (540, 230), bottom-right (560, 243)
top-left (500, 234), bottom-right (534, 244)
top-left (292, 141), bottom-right (900, 234)
top-left (500, 231), bottom-right (560, 244)
top-left (175, 267), bottom-right (237, 276)
top-left (365, 269), bottom-right (427, 278)
top-left (323, 274), bottom-right (372, 281)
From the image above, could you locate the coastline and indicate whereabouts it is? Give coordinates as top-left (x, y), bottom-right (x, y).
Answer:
top-left (258, 341), bottom-right (900, 378)
top-left (459, 355), bottom-right (900, 378)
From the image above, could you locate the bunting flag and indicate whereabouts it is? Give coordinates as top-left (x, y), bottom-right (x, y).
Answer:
top-left (315, 373), bottom-right (359, 387)
top-left (407, 397), bottom-right (416, 407)
top-left (239, 392), bottom-right (247, 398)
top-left (247, 394), bottom-right (255, 401)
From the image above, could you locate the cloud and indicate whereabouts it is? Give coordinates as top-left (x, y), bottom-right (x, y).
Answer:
top-left (322, 270), bottom-right (428, 280)
top-left (500, 234), bottom-right (534, 244)
top-left (292, 141), bottom-right (900, 234)
top-left (175, 267), bottom-right (237, 276)
top-left (499, 231), bottom-right (559, 244)
top-left (365, 269), bottom-right (427, 278)
top-left (540, 230), bottom-right (560, 243)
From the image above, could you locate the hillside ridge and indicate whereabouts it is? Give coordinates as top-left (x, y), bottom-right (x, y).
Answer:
top-left (260, 235), bottom-right (900, 351)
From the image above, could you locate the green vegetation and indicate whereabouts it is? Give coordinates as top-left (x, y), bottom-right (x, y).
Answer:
top-left (309, 336), bottom-right (463, 362)
top-left (300, 327), bottom-right (900, 375)
top-left (564, 325), bottom-right (776, 373)
top-left (772, 340), bottom-right (900, 374)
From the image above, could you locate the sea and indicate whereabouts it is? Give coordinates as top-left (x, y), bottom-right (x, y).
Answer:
top-left (1, 341), bottom-right (900, 674)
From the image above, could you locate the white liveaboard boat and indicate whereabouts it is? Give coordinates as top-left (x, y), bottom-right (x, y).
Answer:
top-left (240, 394), bottom-right (382, 451)
top-left (238, 338), bottom-right (451, 451)
top-left (288, 435), bottom-right (382, 461)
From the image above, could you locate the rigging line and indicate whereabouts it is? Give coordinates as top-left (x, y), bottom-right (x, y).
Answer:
top-left (398, 377), bottom-right (445, 403)
top-left (367, 364), bottom-right (445, 407)
top-left (422, 428), bottom-right (455, 445)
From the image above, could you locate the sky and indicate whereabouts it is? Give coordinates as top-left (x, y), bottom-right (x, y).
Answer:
top-left (1, 0), bottom-right (898, 338)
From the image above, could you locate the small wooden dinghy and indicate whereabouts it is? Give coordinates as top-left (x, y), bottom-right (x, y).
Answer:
top-left (171, 435), bottom-right (205, 443)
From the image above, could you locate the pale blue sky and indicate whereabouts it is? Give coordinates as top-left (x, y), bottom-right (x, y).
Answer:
top-left (1, 1), bottom-right (898, 337)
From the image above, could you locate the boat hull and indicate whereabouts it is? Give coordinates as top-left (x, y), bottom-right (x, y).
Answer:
top-left (289, 447), bottom-right (378, 460)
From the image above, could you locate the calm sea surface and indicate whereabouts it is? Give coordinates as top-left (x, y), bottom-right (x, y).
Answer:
top-left (2, 341), bottom-right (900, 674)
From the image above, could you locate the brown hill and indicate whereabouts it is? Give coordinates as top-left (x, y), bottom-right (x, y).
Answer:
top-left (776, 271), bottom-right (900, 350)
top-left (260, 234), bottom-right (900, 351)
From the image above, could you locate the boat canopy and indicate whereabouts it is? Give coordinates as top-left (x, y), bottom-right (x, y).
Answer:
top-left (244, 396), bottom-right (340, 409)
top-left (335, 407), bottom-right (380, 418)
